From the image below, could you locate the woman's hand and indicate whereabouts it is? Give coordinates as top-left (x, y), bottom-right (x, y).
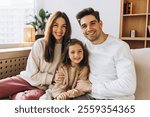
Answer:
top-left (54, 70), bottom-right (64, 84)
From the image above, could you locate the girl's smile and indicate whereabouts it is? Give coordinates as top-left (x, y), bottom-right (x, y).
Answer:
top-left (68, 44), bottom-right (84, 65)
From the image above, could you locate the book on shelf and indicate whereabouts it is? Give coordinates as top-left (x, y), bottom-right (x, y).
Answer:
top-left (147, 25), bottom-right (150, 37)
top-left (124, 1), bottom-right (133, 14)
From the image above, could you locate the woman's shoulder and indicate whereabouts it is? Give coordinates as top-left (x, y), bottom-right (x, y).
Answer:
top-left (34, 38), bottom-right (45, 45)
top-left (32, 38), bottom-right (45, 49)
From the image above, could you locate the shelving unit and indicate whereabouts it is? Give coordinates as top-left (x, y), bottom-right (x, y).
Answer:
top-left (120, 0), bottom-right (150, 49)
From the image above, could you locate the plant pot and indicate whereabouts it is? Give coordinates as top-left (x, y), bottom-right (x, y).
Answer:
top-left (35, 34), bottom-right (44, 40)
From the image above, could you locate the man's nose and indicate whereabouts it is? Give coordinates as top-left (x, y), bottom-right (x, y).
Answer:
top-left (87, 25), bottom-right (92, 32)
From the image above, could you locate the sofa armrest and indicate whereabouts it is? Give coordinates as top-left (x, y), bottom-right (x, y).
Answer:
top-left (131, 48), bottom-right (150, 100)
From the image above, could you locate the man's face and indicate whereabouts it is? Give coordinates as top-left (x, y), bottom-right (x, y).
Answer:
top-left (80, 15), bottom-right (102, 42)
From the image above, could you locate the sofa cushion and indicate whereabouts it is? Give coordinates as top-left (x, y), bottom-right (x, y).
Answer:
top-left (131, 48), bottom-right (150, 100)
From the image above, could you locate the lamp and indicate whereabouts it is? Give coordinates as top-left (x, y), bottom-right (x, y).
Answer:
top-left (24, 27), bottom-right (35, 42)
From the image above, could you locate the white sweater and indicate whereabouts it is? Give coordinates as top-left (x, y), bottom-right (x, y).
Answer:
top-left (19, 38), bottom-right (62, 88)
top-left (85, 35), bottom-right (136, 99)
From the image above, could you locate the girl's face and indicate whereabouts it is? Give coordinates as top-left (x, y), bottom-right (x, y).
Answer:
top-left (52, 17), bottom-right (67, 43)
top-left (68, 44), bottom-right (83, 65)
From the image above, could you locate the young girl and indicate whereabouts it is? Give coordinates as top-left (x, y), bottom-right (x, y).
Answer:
top-left (40, 39), bottom-right (90, 100)
top-left (0, 11), bottom-right (71, 100)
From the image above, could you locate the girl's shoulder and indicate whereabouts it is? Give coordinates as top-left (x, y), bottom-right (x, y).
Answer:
top-left (79, 65), bottom-right (89, 73)
top-left (35, 38), bottom-right (45, 45)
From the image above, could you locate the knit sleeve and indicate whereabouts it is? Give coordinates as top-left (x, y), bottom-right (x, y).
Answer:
top-left (51, 65), bottom-right (67, 98)
top-left (19, 40), bottom-right (54, 86)
top-left (78, 66), bottom-right (89, 80)
top-left (66, 66), bottom-right (90, 98)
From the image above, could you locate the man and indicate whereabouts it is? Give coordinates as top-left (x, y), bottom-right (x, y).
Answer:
top-left (75, 8), bottom-right (136, 99)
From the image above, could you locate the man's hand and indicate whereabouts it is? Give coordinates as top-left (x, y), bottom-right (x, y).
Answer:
top-left (76, 80), bottom-right (92, 93)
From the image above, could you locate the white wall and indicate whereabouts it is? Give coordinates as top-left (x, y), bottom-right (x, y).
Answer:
top-left (36, 0), bottom-right (121, 41)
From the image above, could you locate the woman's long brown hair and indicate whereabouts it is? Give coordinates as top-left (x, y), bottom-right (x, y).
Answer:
top-left (44, 11), bottom-right (71, 62)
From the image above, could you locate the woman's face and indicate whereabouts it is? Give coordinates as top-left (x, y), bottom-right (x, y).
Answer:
top-left (52, 17), bottom-right (67, 43)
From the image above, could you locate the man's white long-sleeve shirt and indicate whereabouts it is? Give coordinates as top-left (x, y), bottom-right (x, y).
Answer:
top-left (85, 35), bottom-right (136, 99)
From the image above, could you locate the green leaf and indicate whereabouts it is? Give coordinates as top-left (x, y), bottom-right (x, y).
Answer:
top-left (26, 8), bottom-right (51, 34)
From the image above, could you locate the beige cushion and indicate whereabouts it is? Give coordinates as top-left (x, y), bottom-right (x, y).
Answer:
top-left (131, 48), bottom-right (150, 100)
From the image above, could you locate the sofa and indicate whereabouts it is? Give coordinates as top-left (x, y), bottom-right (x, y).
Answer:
top-left (0, 48), bottom-right (150, 100)
top-left (131, 48), bottom-right (150, 100)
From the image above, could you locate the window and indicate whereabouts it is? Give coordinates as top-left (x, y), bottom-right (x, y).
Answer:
top-left (0, 0), bottom-right (35, 44)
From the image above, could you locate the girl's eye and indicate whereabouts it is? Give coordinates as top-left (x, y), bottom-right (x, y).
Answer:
top-left (71, 51), bottom-right (75, 54)
top-left (78, 49), bottom-right (83, 53)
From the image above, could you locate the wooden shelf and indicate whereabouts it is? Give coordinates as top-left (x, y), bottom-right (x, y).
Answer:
top-left (123, 13), bottom-right (147, 16)
top-left (122, 37), bottom-right (149, 40)
top-left (120, 0), bottom-right (150, 49)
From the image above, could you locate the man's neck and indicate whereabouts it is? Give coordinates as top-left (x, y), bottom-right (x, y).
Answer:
top-left (92, 32), bottom-right (108, 45)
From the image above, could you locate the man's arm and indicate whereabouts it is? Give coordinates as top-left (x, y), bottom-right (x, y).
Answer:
top-left (77, 43), bottom-right (136, 99)
top-left (91, 43), bottom-right (136, 98)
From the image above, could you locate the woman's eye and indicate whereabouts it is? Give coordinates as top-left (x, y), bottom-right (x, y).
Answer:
top-left (62, 25), bottom-right (67, 28)
top-left (81, 25), bottom-right (86, 29)
top-left (53, 23), bottom-right (58, 27)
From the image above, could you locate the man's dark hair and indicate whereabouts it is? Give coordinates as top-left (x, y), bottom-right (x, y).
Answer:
top-left (76, 7), bottom-right (100, 24)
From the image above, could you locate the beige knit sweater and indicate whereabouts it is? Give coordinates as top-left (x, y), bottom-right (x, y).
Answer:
top-left (19, 38), bottom-right (62, 89)
top-left (41, 64), bottom-right (89, 100)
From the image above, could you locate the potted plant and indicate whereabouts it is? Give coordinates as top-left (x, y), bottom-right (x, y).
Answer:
top-left (27, 8), bottom-right (51, 39)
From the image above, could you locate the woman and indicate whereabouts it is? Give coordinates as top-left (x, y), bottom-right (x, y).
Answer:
top-left (0, 11), bottom-right (71, 100)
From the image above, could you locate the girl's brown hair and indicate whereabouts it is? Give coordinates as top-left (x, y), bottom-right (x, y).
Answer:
top-left (44, 11), bottom-right (71, 62)
top-left (62, 38), bottom-right (89, 67)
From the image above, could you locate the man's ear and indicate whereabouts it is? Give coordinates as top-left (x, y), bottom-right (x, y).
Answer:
top-left (100, 20), bottom-right (103, 26)
top-left (99, 20), bottom-right (103, 28)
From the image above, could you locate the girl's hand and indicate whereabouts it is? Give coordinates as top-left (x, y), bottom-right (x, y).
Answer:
top-left (55, 71), bottom-right (64, 83)
top-left (67, 89), bottom-right (78, 97)
top-left (56, 92), bottom-right (68, 100)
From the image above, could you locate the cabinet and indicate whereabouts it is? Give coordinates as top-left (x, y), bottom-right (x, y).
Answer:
top-left (120, 0), bottom-right (150, 49)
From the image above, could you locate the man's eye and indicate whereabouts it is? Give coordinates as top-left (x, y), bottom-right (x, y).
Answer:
top-left (91, 22), bottom-right (96, 25)
top-left (81, 25), bottom-right (86, 29)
